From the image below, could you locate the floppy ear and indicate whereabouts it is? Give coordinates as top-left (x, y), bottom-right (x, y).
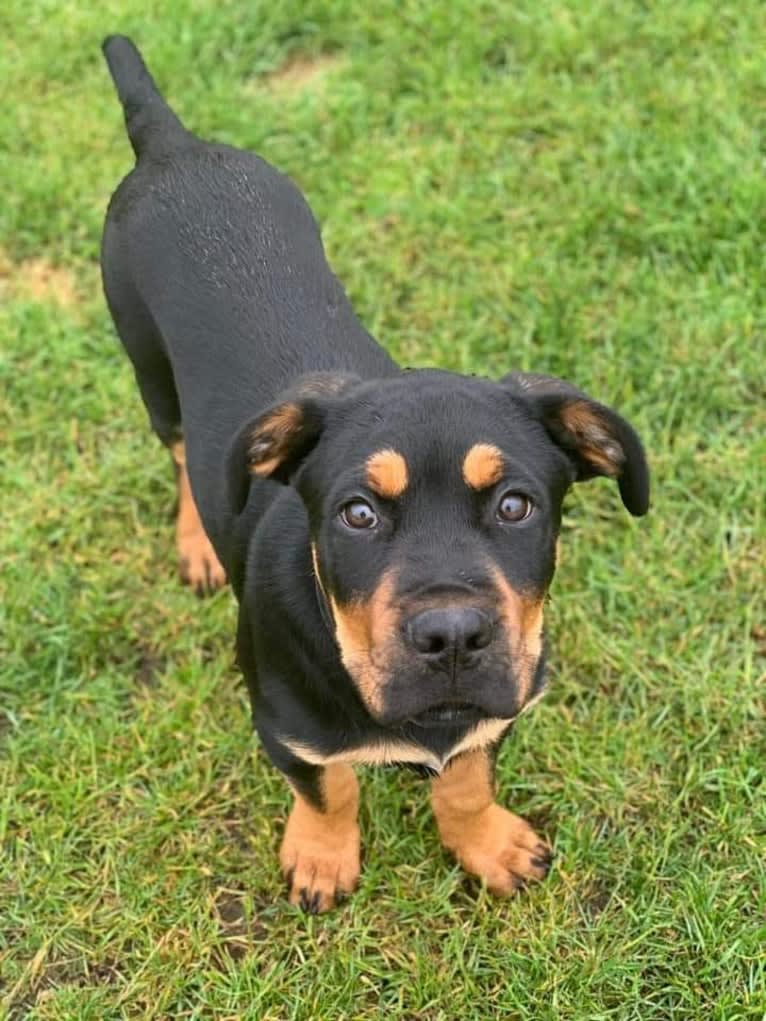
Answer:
top-left (503, 372), bottom-right (650, 516)
top-left (225, 373), bottom-right (360, 514)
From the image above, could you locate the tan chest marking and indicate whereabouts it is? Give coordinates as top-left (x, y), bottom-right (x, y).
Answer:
top-left (280, 715), bottom-right (516, 774)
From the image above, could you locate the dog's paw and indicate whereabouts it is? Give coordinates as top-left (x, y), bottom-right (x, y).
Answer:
top-left (280, 814), bottom-right (360, 914)
top-left (178, 529), bottom-right (227, 596)
top-left (446, 805), bottom-right (552, 896)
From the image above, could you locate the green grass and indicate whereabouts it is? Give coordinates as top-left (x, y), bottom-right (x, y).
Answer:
top-left (2, 1), bottom-right (764, 1017)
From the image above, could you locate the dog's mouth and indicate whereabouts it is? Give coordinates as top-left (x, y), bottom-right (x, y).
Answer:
top-left (409, 701), bottom-right (486, 728)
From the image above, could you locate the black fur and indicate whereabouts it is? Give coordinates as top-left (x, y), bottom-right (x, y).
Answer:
top-left (101, 38), bottom-right (649, 847)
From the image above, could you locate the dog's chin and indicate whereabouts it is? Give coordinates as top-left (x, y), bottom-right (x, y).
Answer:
top-left (408, 701), bottom-right (487, 729)
top-left (372, 700), bottom-right (499, 730)
top-left (360, 657), bottom-right (543, 729)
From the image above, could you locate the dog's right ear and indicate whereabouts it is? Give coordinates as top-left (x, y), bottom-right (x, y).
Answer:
top-left (225, 373), bottom-right (360, 514)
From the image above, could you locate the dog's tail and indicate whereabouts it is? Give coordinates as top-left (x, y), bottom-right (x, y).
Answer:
top-left (102, 35), bottom-right (189, 158)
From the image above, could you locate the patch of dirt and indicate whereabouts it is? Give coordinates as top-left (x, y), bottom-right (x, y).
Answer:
top-left (211, 887), bottom-right (269, 967)
top-left (0, 248), bottom-right (79, 309)
top-left (5, 952), bottom-right (122, 1019)
top-left (134, 644), bottom-right (165, 690)
top-left (264, 52), bottom-right (345, 94)
top-left (0, 709), bottom-right (14, 741)
top-left (751, 623), bottom-right (766, 657)
top-left (580, 879), bottom-right (614, 919)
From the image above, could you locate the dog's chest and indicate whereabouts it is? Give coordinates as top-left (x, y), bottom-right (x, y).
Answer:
top-left (280, 717), bottom-right (513, 774)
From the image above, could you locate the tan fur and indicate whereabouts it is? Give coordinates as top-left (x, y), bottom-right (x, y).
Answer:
top-left (248, 401), bottom-right (303, 477)
top-left (310, 541), bottom-right (324, 590)
top-left (282, 737), bottom-right (440, 770)
top-left (560, 400), bottom-right (624, 476)
top-left (430, 749), bottom-right (550, 894)
top-left (448, 718), bottom-right (515, 760)
top-left (329, 573), bottom-right (398, 717)
top-left (462, 443), bottom-right (504, 490)
top-left (282, 717), bottom-right (516, 773)
top-left (293, 374), bottom-right (353, 398)
top-left (171, 442), bottom-right (226, 593)
top-left (489, 566), bottom-right (544, 704)
top-left (261, 401), bottom-right (303, 437)
top-left (280, 764), bottom-right (360, 912)
top-left (365, 449), bottom-right (409, 499)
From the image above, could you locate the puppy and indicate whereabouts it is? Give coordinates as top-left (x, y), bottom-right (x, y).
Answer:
top-left (101, 36), bottom-right (649, 912)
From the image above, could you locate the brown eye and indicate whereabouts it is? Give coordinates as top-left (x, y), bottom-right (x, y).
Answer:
top-left (497, 491), bottom-right (533, 523)
top-left (340, 499), bottom-right (379, 530)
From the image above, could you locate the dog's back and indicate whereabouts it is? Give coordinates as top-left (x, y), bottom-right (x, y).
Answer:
top-left (101, 37), bottom-right (396, 562)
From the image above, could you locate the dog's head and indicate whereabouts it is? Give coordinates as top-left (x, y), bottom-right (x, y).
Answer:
top-left (227, 369), bottom-right (648, 728)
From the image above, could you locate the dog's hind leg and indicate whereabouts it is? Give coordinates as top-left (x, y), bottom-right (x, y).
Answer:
top-left (169, 440), bottom-right (226, 595)
top-left (102, 249), bottom-right (225, 594)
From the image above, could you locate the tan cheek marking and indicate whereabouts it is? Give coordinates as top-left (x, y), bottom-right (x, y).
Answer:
top-left (248, 401), bottom-right (303, 476)
top-left (560, 400), bottom-right (624, 476)
top-left (463, 443), bottom-right (504, 490)
top-left (365, 449), bottom-right (408, 499)
top-left (329, 573), bottom-right (398, 717)
top-left (490, 567), bottom-right (544, 703)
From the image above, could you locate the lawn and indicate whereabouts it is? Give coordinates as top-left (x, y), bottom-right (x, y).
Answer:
top-left (1, 1), bottom-right (764, 1018)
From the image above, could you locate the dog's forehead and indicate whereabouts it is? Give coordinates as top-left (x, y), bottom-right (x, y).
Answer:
top-left (331, 372), bottom-right (537, 472)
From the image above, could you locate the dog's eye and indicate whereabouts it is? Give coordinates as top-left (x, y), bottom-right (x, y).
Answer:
top-left (497, 491), bottom-right (534, 523)
top-left (340, 499), bottom-right (379, 530)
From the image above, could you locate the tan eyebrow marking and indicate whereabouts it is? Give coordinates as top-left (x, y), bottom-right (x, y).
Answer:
top-left (365, 448), bottom-right (409, 499)
top-left (463, 443), bottom-right (504, 490)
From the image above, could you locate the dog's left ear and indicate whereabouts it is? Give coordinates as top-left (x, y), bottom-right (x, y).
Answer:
top-left (225, 372), bottom-right (360, 514)
top-left (503, 372), bottom-right (650, 516)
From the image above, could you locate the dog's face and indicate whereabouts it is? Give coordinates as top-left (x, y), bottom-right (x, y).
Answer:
top-left (228, 370), bottom-right (649, 729)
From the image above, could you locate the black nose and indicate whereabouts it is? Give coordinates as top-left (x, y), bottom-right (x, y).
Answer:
top-left (407, 607), bottom-right (494, 664)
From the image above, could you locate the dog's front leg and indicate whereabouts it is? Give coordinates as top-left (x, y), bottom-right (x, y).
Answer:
top-left (279, 759), bottom-right (360, 913)
top-left (431, 748), bottom-right (552, 895)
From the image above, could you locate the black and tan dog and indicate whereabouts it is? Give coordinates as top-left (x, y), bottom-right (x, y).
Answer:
top-left (101, 36), bottom-right (649, 913)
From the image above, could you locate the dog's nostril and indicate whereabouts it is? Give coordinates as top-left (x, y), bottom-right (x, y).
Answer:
top-left (467, 614), bottom-right (494, 651)
top-left (466, 631), bottom-right (486, 652)
top-left (425, 635), bottom-right (446, 655)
